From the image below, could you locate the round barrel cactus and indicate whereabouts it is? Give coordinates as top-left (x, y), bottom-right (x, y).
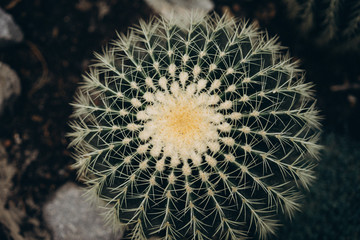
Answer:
top-left (68, 12), bottom-right (321, 240)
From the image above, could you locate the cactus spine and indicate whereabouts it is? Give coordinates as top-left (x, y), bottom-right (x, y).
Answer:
top-left (68, 12), bottom-right (321, 240)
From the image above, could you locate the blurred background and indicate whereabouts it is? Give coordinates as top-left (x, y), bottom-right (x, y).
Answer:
top-left (0, 0), bottom-right (359, 239)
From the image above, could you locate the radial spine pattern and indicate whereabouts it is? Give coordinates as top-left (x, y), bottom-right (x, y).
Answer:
top-left (69, 13), bottom-right (321, 240)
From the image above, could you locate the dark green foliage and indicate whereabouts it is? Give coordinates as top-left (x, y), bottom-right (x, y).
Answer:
top-left (278, 133), bottom-right (360, 240)
top-left (283, 0), bottom-right (360, 51)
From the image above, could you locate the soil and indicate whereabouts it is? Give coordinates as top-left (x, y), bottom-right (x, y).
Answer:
top-left (0, 0), bottom-right (359, 239)
top-left (0, 0), bottom-right (152, 239)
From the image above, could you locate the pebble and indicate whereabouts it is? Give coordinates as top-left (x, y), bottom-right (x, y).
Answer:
top-left (144, 0), bottom-right (214, 20)
top-left (43, 182), bottom-right (123, 240)
top-left (0, 62), bottom-right (21, 115)
top-left (0, 143), bottom-right (24, 240)
top-left (0, 7), bottom-right (23, 47)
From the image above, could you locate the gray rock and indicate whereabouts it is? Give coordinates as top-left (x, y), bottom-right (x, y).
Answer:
top-left (0, 62), bottom-right (21, 115)
top-left (0, 143), bottom-right (25, 240)
top-left (43, 183), bottom-right (123, 240)
top-left (144, 0), bottom-right (214, 20)
top-left (0, 7), bottom-right (23, 47)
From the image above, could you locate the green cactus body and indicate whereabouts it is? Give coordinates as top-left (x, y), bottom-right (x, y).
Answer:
top-left (283, 0), bottom-right (360, 50)
top-left (68, 12), bottom-right (321, 240)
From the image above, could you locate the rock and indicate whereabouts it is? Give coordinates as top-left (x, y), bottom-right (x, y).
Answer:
top-left (144, 0), bottom-right (214, 20)
top-left (43, 183), bottom-right (123, 240)
top-left (0, 62), bottom-right (21, 115)
top-left (0, 144), bottom-right (15, 203)
top-left (0, 143), bottom-right (25, 240)
top-left (0, 7), bottom-right (23, 47)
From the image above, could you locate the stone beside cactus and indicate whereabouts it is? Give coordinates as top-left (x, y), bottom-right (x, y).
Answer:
top-left (68, 12), bottom-right (321, 240)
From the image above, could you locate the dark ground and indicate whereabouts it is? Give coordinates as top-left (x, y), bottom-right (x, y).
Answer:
top-left (0, 0), bottom-right (359, 239)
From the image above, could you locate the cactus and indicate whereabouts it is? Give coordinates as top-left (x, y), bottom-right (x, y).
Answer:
top-left (282, 0), bottom-right (360, 50)
top-left (68, 12), bottom-right (321, 240)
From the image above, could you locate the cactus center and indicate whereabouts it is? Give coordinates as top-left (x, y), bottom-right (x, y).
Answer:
top-left (141, 91), bottom-right (220, 162)
top-left (160, 101), bottom-right (205, 143)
